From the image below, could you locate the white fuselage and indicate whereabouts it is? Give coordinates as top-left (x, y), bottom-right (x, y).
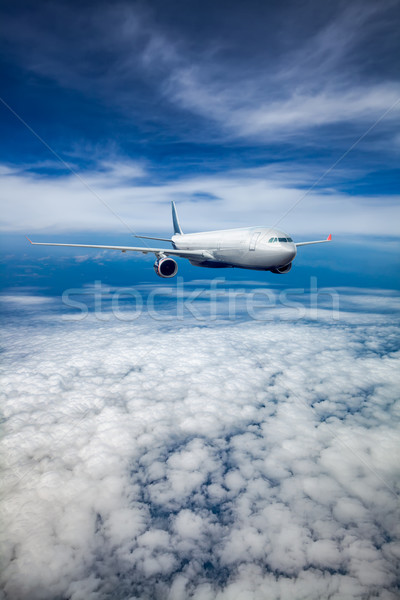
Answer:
top-left (172, 226), bottom-right (297, 270)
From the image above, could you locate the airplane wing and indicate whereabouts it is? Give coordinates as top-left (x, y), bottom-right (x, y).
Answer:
top-left (26, 238), bottom-right (213, 261)
top-left (295, 234), bottom-right (332, 247)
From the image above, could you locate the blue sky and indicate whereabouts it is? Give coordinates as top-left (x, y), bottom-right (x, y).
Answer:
top-left (1, 3), bottom-right (400, 600)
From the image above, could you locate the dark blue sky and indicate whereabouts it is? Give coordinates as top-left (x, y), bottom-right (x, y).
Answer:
top-left (0, 0), bottom-right (399, 291)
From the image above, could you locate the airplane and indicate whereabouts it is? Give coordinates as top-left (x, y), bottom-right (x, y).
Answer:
top-left (27, 201), bottom-right (331, 278)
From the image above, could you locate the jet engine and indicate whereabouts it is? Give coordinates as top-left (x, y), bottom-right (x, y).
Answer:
top-left (154, 257), bottom-right (178, 278)
top-left (271, 262), bottom-right (292, 274)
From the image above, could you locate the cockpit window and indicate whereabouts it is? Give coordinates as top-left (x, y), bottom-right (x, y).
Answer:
top-left (268, 236), bottom-right (293, 243)
top-left (268, 237), bottom-right (295, 242)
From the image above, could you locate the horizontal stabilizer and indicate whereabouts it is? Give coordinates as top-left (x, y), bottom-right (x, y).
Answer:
top-left (134, 235), bottom-right (173, 242)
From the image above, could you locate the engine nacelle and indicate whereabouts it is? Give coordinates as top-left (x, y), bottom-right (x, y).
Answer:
top-left (154, 257), bottom-right (178, 278)
top-left (271, 262), bottom-right (292, 274)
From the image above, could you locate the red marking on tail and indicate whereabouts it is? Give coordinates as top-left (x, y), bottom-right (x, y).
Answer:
top-left (327, 234), bottom-right (332, 241)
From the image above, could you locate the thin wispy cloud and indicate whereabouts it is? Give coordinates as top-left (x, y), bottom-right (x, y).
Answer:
top-left (161, 1), bottom-right (400, 141)
top-left (1, 1), bottom-right (399, 145)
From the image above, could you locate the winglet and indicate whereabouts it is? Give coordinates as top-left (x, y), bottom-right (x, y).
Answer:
top-left (327, 234), bottom-right (332, 241)
top-left (25, 236), bottom-right (33, 244)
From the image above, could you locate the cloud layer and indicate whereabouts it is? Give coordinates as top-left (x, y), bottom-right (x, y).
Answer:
top-left (2, 161), bottom-right (400, 236)
top-left (1, 298), bottom-right (399, 599)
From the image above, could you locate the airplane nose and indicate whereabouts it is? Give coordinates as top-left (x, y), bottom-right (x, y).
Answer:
top-left (284, 243), bottom-right (297, 262)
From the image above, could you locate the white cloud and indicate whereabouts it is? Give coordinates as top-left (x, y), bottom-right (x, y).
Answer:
top-left (0, 295), bottom-right (399, 599)
top-left (0, 294), bottom-right (55, 305)
top-left (1, 161), bottom-right (400, 236)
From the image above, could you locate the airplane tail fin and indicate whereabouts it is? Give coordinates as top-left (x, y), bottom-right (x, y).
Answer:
top-left (171, 201), bottom-right (183, 235)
